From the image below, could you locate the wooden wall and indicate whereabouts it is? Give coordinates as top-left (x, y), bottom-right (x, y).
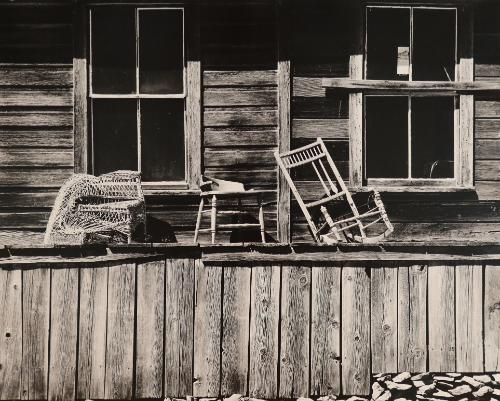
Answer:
top-left (1, 251), bottom-right (499, 399)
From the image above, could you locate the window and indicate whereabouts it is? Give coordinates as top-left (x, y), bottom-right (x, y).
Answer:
top-left (90, 7), bottom-right (195, 187)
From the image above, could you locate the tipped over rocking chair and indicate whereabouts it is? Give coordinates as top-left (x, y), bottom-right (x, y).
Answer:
top-left (275, 138), bottom-right (393, 244)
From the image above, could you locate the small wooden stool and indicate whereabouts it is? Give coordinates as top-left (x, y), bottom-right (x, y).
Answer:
top-left (193, 189), bottom-right (272, 244)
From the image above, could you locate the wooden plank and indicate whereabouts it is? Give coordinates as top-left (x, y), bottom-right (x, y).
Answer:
top-left (165, 258), bottom-right (195, 397)
top-left (397, 265), bottom-right (427, 372)
top-left (202, 169), bottom-right (277, 186)
top-left (0, 89), bottom-right (72, 107)
top-left (0, 149), bottom-right (73, 167)
top-left (0, 192), bottom-right (56, 208)
top-left (0, 269), bottom-right (22, 400)
top-left (293, 76), bottom-right (325, 97)
top-left (459, 95), bottom-right (474, 186)
top-left (371, 267), bottom-right (397, 373)
top-left (77, 266), bottom-right (108, 400)
top-left (476, 139), bottom-right (500, 159)
top-left (105, 263), bottom-right (135, 400)
top-left (0, 67), bottom-right (72, 87)
top-left (455, 264), bottom-right (483, 372)
top-left (485, 264), bottom-right (500, 371)
top-left (204, 110), bottom-right (277, 127)
top-left (0, 212), bottom-right (49, 229)
top-left (292, 118), bottom-right (348, 139)
top-left (249, 264), bottom-right (280, 399)
top-left (311, 266), bottom-right (340, 396)
top-left (205, 128), bottom-right (277, 147)
top-left (475, 160), bottom-right (500, 180)
top-left (136, 260), bottom-right (165, 399)
top-left (193, 261), bottom-right (222, 397)
top-left (48, 268), bottom-right (78, 401)
top-left (341, 266), bottom-right (370, 396)
top-left (279, 264), bottom-right (310, 398)
top-left (0, 111), bottom-right (73, 127)
top-left (203, 70), bottom-right (277, 86)
top-left (22, 268), bottom-right (50, 400)
top-left (0, 168), bottom-right (72, 187)
top-left (204, 149), bottom-right (275, 167)
top-left (221, 266), bottom-right (251, 395)
top-left (476, 119), bottom-right (500, 139)
top-left (476, 181), bottom-right (500, 200)
top-left (428, 265), bottom-right (455, 372)
top-left (476, 99), bottom-right (500, 118)
top-left (476, 64), bottom-right (500, 78)
top-left (0, 130), bottom-right (73, 148)
top-left (204, 88), bottom-right (277, 107)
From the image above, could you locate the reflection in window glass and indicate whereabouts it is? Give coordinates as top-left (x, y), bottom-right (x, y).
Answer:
top-left (365, 96), bottom-right (408, 178)
top-left (411, 97), bottom-right (454, 178)
top-left (139, 9), bottom-right (184, 94)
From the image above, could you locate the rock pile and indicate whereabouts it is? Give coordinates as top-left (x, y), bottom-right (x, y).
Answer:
top-left (372, 372), bottom-right (500, 401)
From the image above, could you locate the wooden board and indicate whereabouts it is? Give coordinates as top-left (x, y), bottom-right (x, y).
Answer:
top-left (310, 266), bottom-right (340, 395)
top-left (476, 99), bottom-right (500, 118)
top-left (105, 263), bottom-right (135, 400)
top-left (0, 149), bottom-right (73, 167)
top-left (165, 258), bottom-right (195, 397)
top-left (475, 160), bottom-right (500, 180)
top-left (136, 260), bottom-right (165, 399)
top-left (205, 128), bottom-right (277, 147)
top-left (78, 266), bottom-right (108, 400)
top-left (455, 264), bottom-right (484, 372)
top-left (203, 70), bottom-right (276, 87)
top-left (397, 265), bottom-right (427, 372)
top-left (476, 119), bottom-right (500, 139)
top-left (204, 110), bottom-right (277, 127)
top-left (279, 264), bottom-right (310, 398)
top-left (0, 130), bottom-right (73, 148)
top-left (428, 265), bottom-right (455, 372)
top-left (22, 268), bottom-right (50, 400)
top-left (370, 267), bottom-right (397, 373)
top-left (221, 266), bottom-right (251, 395)
top-left (48, 268), bottom-right (78, 401)
top-left (204, 149), bottom-right (275, 167)
top-left (0, 269), bottom-right (22, 400)
top-left (0, 168), bottom-right (72, 188)
top-left (0, 89), bottom-right (72, 107)
top-left (249, 264), bottom-right (280, 398)
top-left (204, 88), bottom-right (277, 107)
top-left (476, 139), bottom-right (500, 159)
top-left (0, 111), bottom-right (72, 127)
top-left (0, 67), bottom-right (72, 87)
top-left (292, 118), bottom-right (348, 139)
top-left (193, 261), bottom-right (222, 397)
top-left (485, 264), bottom-right (500, 371)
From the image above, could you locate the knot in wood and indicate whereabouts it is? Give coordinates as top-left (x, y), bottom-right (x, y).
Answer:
top-left (13, 284), bottom-right (18, 290)
top-left (259, 347), bottom-right (267, 357)
top-left (489, 301), bottom-right (500, 313)
top-left (382, 323), bottom-right (391, 333)
top-left (330, 320), bottom-right (339, 329)
top-left (347, 275), bottom-right (352, 281)
top-left (412, 348), bottom-right (424, 358)
top-left (5, 332), bottom-right (10, 338)
top-left (354, 372), bottom-right (362, 382)
top-left (299, 275), bottom-right (308, 286)
top-left (281, 356), bottom-right (288, 364)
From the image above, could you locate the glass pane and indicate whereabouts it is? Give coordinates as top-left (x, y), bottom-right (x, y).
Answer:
top-left (365, 96), bottom-right (408, 178)
top-left (411, 97), bottom-right (455, 178)
top-left (139, 9), bottom-right (184, 94)
top-left (366, 7), bottom-right (410, 80)
top-left (141, 99), bottom-right (185, 181)
top-left (413, 9), bottom-right (456, 81)
top-left (91, 8), bottom-right (136, 94)
top-left (92, 99), bottom-right (138, 175)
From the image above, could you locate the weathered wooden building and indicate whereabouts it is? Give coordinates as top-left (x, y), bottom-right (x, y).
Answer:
top-left (0, 0), bottom-right (499, 400)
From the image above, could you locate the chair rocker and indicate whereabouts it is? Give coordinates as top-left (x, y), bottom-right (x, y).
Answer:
top-left (275, 138), bottom-right (393, 244)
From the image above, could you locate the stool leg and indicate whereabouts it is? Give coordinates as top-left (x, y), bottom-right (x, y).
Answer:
top-left (258, 194), bottom-right (266, 243)
top-left (193, 197), bottom-right (204, 243)
top-left (211, 195), bottom-right (217, 244)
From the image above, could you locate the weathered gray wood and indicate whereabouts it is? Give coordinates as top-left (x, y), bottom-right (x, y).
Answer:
top-left (165, 258), bottom-right (194, 397)
top-left (205, 128), bottom-right (277, 147)
top-left (193, 261), bottom-right (222, 397)
top-left (293, 76), bottom-right (326, 97)
top-left (428, 264), bottom-right (455, 372)
top-left (475, 160), bottom-right (500, 180)
top-left (0, 168), bottom-right (71, 187)
top-left (476, 181), bottom-right (500, 200)
top-left (204, 149), bottom-right (275, 167)
top-left (105, 263), bottom-right (135, 400)
top-left (203, 70), bottom-right (277, 87)
top-left (0, 149), bottom-right (73, 167)
top-left (48, 268), bottom-right (78, 401)
top-left (455, 264), bottom-right (483, 372)
top-left (0, 111), bottom-right (72, 127)
top-left (204, 88), bottom-right (277, 107)
top-left (0, 269), bottom-right (22, 400)
top-left (221, 266), bottom-right (251, 395)
top-left (476, 100), bottom-right (500, 118)
top-left (136, 260), bottom-right (165, 399)
top-left (311, 266), bottom-right (340, 395)
top-left (0, 130), bottom-right (73, 148)
top-left (203, 169), bottom-right (277, 186)
top-left (371, 267), bottom-right (397, 373)
top-left (204, 110), bottom-right (277, 127)
top-left (292, 118), bottom-right (348, 139)
top-left (476, 119), bottom-right (500, 139)
top-left (342, 266), bottom-right (370, 395)
top-left (398, 265), bottom-right (427, 372)
top-left (0, 67), bottom-right (72, 87)
top-left (476, 139), bottom-right (500, 159)
top-left (279, 264), bottom-right (310, 398)
top-left (249, 264), bottom-right (280, 398)
top-left (22, 268), bottom-right (50, 400)
top-left (78, 266), bottom-right (108, 399)
top-left (0, 89), bottom-right (72, 107)
top-left (485, 264), bottom-right (500, 371)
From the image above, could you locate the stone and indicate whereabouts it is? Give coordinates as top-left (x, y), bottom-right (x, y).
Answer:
top-left (412, 373), bottom-right (431, 381)
top-left (414, 380), bottom-right (426, 388)
top-left (296, 398), bottom-right (313, 401)
top-left (447, 373), bottom-right (462, 378)
top-left (494, 388), bottom-right (500, 396)
top-left (461, 375), bottom-right (483, 388)
top-left (433, 376), bottom-right (454, 382)
top-left (374, 390), bottom-right (391, 401)
top-left (225, 395), bottom-right (243, 401)
top-left (449, 384), bottom-right (472, 396)
top-left (418, 383), bottom-right (436, 395)
top-left (393, 372), bottom-right (411, 383)
top-left (432, 390), bottom-right (453, 398)
top-left (493, 373), bottom-right (500, 381)
top-left (472, 385), bottom-right (493, 398)
top-left (474, 374), bottom-right (492, 384)
top-left (436, 381), bottom-right (454, 390)
top-left (386, 381), bottom-right (412, 391)
top-left (372, 382), bottom-right (385, 400)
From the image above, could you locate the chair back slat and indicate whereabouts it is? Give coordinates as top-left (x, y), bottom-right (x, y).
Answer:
top-left (311, 160), bottom-right (330, 196)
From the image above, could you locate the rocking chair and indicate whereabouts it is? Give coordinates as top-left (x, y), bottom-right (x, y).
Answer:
top-left (275, 138), bottom-right (393, 244)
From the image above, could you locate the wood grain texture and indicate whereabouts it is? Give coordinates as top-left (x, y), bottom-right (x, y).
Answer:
top-left (342, 266), bottom-right (370, 396)
top-left (0, 89), bottom-right (72, 107)
top-left (476, 119), bottom-right (500, 139)
top-left (293, 76), bottom-right (326, 97)
top-left (0, 149), bottom-right (73, 167)
top-left (476, 160), bottom-right (500, 180)
top-left (292, 118), bottom-right (348, 139)
top-left (203, 70), bottom-right (277, 86)
top-left (455, 264), bottom-right (483, 372)
top-left (311, 266), bottom-right (340, 396)
top-left (204, 88), bottom-right (277, 107)
top-left (485, 264), bottom-right (500, 371)
top-left (78, 266), bottom-right (108, 399)
top-left (221, 266), bottom-right (251, 395)
top-left (279, 264), bottom-right (310, 398)
top-left (0, 67), bottom-right (72, 87)
top-left (136, 260), bottom-right (165, 399)
top-left (205, 128), bottom-right (277, 147)
top-left (204, 110), bottom-right (277, 127)
top-left (397, 265), bottom-right (427, 372)
top-left (22, 268), bottom-right (50, 400)
top-left (476, 139), bottom-right (500, 159)
top-left (105, 263), bottom-right (135, 400)
top-left (0, 130), bottom-right (73, 148)
top-left (0, 269), bottom-right (22, 400)
top-left (476, 100), bottom-right (500, 118)
top-left (193, 261), bottom-right (222, 397)
top-left (165, 258), bottom-right (194, 397)
top-left (0, 111), bottom-right (72, 127)
top-left (0, 168), bottom-right (72, 187)
top-left (459, 95), bottom-right (474, 187)
top-left (204, 149), bottom-right (275, 167)
top-left (371, 267), bottom-right (397, 373)
top-left (249, 264), bottom-right (280, 398)
top-left (476, 181), bottom-right (500, 200)
top-left (48, 268), bottom-right (78, 401)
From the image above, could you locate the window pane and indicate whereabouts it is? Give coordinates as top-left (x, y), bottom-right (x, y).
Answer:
top-left (366, 7), bottom-right (410, 80)
top-left (91, 8), bottom-right (136, 94)
top-left (411, 97), bottom-right (454, 178)
top-left (365, 96), bottom-right (408, 178)
top-left (139, 9), bottom-right (184, 94)
top-left (92, 99), bottom-right (138, 175)
top-left (413, 9), bottom-right (456, 81)
top-left (140, 99), bottom-right (185, 181)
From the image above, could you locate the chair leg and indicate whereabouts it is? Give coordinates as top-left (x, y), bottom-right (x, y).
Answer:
top-left (194, 198), bottom-right (205, 243)
top-left (320, 206), bottom-right (341, 242)
top-left (211, 195), bottom-right (217, 244)
top-left (258, 194), bottom-right (266, 243)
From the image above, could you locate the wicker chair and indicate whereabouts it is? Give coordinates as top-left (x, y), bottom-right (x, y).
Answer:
top-left (44, 170), bottom-right (146, 245)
